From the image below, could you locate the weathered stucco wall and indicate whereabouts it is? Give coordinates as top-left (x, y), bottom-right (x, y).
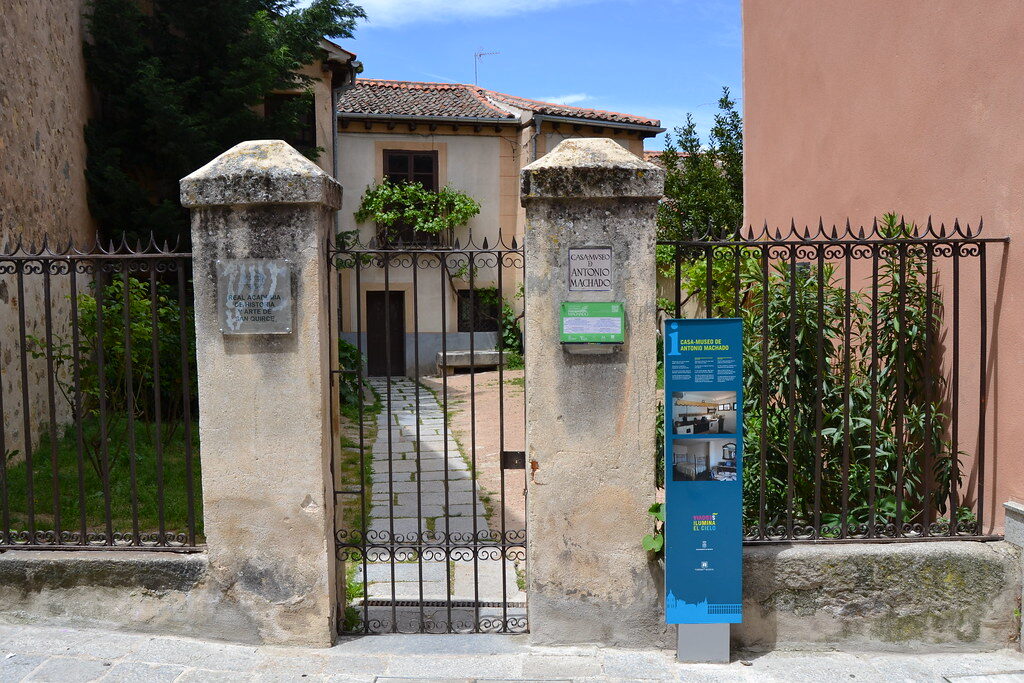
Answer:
top-left (743, 0), bottom-right (1023, 532)
top-left (522, 139), bottom-right (667, 648)
top-left (180, 140), bottom-right (341, 646)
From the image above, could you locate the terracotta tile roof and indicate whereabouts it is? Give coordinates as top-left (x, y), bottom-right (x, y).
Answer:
top-left (337, 79), bottom-right (661, 129)
top-left (480, 89), bottom-right (661, 128)
top-left (644, 150), bottom-right (689, 165)
top-left (337, 79), bottom-right (516, 120)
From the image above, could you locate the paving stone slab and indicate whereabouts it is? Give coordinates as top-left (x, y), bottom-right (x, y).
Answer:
top-left (24, 657), bottom-right (112, 682)
top-left (101, 661), bottom-right (187, 682)
top-left (357, 561), bottom-right (448, 583)
top-left (0, 653), bottom-right (47, 683)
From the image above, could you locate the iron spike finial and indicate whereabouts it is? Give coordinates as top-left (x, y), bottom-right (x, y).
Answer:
top-left (511, 236), bottom-right (518, 250)
top-left (481, 236), bottom-right (489, 250)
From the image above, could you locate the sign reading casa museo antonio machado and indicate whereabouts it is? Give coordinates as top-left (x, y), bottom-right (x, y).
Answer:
top-left (567, 246), bottom-right (612, 291)
top-left (663, 318), bottom-right (743, 624)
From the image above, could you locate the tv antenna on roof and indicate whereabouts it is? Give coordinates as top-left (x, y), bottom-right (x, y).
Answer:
top-left (474, 49), bottom-right (500, 85)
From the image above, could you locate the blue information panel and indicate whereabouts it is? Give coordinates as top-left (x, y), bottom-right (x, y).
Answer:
top-left (664, 318), bottom-right (743, 624)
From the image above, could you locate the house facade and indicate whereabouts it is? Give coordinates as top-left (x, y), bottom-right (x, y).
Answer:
top-left (334, 79), bottom-right (663, 374)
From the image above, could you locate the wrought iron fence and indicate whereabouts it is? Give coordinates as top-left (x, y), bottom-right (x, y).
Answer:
top-left (0, 236), bottom-right (200, 550)
top-left (659, 218), bottom-right (1007, 543)
top-left (329, 234), bottom-right (527, 634)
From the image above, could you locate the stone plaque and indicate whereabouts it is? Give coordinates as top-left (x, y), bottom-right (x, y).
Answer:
top-left (217, 259), bottom-right (293, 335)
top-left (567, 246), bottom-right (613, 291)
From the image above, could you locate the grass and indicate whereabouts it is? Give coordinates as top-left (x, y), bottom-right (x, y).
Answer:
top-left (3, 415), bottom-right (202, 540)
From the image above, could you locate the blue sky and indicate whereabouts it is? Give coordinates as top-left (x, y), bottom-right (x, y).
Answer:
top-left (334, 0), bottom-right (741, 150)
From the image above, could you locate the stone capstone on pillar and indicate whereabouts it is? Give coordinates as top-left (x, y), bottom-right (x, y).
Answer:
top-left (521, 138), bottom-right (667, 647)
top-left (180, 140), bottom-right (341, 646)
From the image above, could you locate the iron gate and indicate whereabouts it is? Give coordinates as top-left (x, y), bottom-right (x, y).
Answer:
top-left (328, 234), bottom-right (527, 634)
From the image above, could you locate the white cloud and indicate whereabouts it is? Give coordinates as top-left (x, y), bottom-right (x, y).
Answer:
top-left (542, 93), bottom-right (591, 105)
top-left (356, 0), bottom-right (596, 27)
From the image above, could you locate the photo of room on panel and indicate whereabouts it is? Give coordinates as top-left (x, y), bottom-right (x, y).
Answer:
top-left (672, 439), bottom-right (738, 482)
top-left (670, 391), bottom-right (738, 435)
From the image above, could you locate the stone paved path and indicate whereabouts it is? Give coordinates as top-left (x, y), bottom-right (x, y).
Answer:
top-left (367, 377), bottom-right (488, 540)
top-left (355, 378), bottom-right (524, 631)
top-left (3, 623), bottom-right (1024, 682)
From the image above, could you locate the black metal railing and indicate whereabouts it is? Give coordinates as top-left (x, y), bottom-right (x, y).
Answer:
top-left (659, 218), bottom-right (1008, 543)
top-left (328, 233), bottom-right (527, 634)
top-left (0, 236), bottom-right (200, 550)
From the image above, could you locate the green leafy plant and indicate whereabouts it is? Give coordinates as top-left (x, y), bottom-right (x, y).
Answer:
top-left (338, 338), bottom-right (367, 410)
top-left (642, 502), bottom-right (665, 555)
top-left (671, 214), bottom-right (962, 536)
top-left (354, 179), bottom-right (481, 241)
top-left (26, 276), bottom-right (196, 479)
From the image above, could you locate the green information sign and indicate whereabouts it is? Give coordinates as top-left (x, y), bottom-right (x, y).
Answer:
top-left (559, 301), bottom-right (625, 343)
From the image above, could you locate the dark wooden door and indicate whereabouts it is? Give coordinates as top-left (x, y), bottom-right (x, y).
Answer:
top-left (366, 291), bottom-right (406, 376)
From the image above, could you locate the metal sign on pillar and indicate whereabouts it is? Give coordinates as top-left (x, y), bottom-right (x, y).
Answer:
top-left (663, 318), bottom-right (743, 663)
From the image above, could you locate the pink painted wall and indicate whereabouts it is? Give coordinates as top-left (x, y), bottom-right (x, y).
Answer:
top-left (743, 0), bottom-right (1024, 531)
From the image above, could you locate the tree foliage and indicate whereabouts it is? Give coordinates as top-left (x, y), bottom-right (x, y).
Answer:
top-left (83, 0), bottom-right (364, 244)
top-left (657, 87), bottom-right (743, 245)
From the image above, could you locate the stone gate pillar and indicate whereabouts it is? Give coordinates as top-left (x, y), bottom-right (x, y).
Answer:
top-left (180, 140), bottom-right (341, 646)
top-left (521, 138), bottom-right (666, 646)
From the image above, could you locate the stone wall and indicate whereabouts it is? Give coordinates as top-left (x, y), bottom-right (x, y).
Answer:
top-left (1, 0), bottom-right (94, 459)
top-left (736, 541), bottom-right (1021, 652)
top-left (1, 540), bottom-right (1017, 650)
top-left (0, 0), bottom-right (93, 244)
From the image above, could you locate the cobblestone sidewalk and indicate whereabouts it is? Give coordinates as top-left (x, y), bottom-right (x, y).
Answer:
top-left (2, 623), bottom-right (1024, 682)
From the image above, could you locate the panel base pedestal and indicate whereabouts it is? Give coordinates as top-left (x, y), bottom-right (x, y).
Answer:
top-left (676, 623), bottom-right (730, 663)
